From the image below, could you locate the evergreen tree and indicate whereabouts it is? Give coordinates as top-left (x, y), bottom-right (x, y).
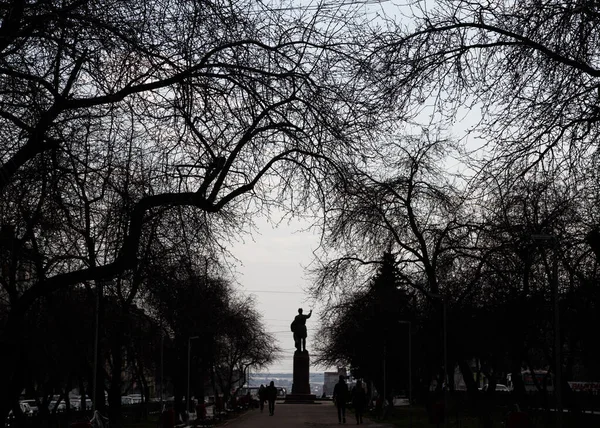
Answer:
top-left (316, 251), bottom-right (412, 401)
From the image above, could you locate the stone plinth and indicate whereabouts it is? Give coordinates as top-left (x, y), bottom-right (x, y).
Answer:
top-left (292, 350), bottom-right (310, 394)
top-left (285, 350), bottom-right (317, 403)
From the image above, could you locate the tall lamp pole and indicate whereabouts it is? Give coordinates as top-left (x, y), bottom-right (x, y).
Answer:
top-left (160, 331), bottom-right (164, 404)
top-left (383, 342), bottom-right (386, 408)
top-left (552, 249), bottom-right (562, 427)
top-left (398, 321), bottom-right (412, 404)
top-left (532, 234), bottom-right (562, 427)
top-left (429, 293), bottom-right (447, 428)
top-left (188, 336), bottom-right (200, 415)
top-left (92, 278), bottom-right (103, 413)
top-left (398, 321), bottom-right (412, 427)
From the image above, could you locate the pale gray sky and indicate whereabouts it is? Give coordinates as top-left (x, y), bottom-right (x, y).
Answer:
top-left (228, 213), bottom-right (332, 373)
top-left (225, 0), bottom-right (398, 374)
top-left (226, 0), bottom-right (483, 374)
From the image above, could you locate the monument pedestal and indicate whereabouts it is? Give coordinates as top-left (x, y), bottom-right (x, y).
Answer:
top-left (285, 350), bottom-right (317, 403)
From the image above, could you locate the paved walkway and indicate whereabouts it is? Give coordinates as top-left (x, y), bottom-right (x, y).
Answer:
top-left (219, 401), bottom-right (395, 427)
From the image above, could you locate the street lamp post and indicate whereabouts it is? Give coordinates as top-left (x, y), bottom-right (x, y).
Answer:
top-left (398, 321), bottom-right (412, 427)
top-left (383, 339), bottom-right (387, 407)
top-left (429, 293), bottom-right (447, 428)
top-left (552, 250), bottom-right (562, 427)
top-left (532, 234), bottom-right (562, 427)
top-left (160, 331), bottom-right (164, 405)
top-left (92, 278), bottom-right (104, 412)
top-left (383, 343), bottom-right (386, 407)
top-left (429, 295), bottom-right (447, 387)
top-left (188, 336), bottom-right (200, 416)
top-left (397, 321), bottom-right (412, 404)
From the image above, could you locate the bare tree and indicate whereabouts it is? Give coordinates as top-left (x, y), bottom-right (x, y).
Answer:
top-left (371, 1), bottom-right (600, 178)
top-left (312, 134), bottom-right (471, 299)
top-left (0, 0), bottom-right (385, 418)
top-left (213, 295), bottom-right (280, 404)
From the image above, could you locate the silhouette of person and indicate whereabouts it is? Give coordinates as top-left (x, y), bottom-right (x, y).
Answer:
top-left (266, 381), bottom-right (277, 416)
top-left (291, 308), bottom-right (312, 352)
top-left (352, 380), bottom-right (367, 424)
top-left (258, 384), bottom-right (266, 413)
top-left (333, 375), bottom-right (349, 424)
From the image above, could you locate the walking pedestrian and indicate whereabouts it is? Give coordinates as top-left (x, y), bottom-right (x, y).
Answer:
top-left (258, 384), bottom-right (266, 413)
top-left (333, 375), bottom-right (349, 424)
top-left (352, 380), bottom-right (367, 424)
top-left (195, 401), bottom-right (206, 421)
top-left (266, 381), bottom-right (277, 416)
top-left (244, 391), bottom-right (251, 409)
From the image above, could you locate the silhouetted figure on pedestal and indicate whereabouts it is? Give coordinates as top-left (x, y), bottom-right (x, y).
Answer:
top-left (290, 308), bottom-right (312, 352)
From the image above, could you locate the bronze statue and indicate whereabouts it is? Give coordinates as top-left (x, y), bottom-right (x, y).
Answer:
top-left (290, 308), bottom-right (312, 352)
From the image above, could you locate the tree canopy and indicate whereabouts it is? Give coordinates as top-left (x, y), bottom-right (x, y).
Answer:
top-left (0, 0), bottom-right (386, 420)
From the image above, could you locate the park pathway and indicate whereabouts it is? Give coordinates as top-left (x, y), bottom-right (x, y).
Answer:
top-left (219, 401), bottom-right (395, 428)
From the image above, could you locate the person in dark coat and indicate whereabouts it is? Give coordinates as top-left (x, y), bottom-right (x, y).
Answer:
top-left (333, 375), bottom-right (349, 424)
top-left (266, 381), bottom-right (278, 416)
top-left (352, 381), bottom-right (367, 424)
top-left (258, 384), bottom-right (266, 413)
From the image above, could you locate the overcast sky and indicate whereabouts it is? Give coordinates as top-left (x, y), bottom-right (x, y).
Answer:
top-left (227, 213), bottom-right (335, 374)
top-left (218, 0), bottom-right (395, 378)
top-left (224, 0), bottom-right (480, 375)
